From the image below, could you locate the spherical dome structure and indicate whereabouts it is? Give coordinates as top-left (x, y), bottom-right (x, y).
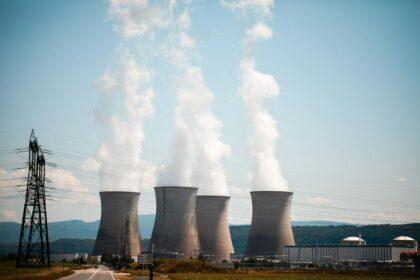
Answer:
top-left (340, 236), bottom-right (366, 246)
top-left (393, 236), bottom-right (415, 241)
top-left (390, 236), bottom-right (418, 248)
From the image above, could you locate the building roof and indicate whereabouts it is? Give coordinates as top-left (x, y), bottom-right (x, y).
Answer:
top-left (342, 236), bottom-right (365, 242)
top-left (393, 236), bottom-right (415, 241)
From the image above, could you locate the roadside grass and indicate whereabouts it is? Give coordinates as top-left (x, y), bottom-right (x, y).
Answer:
top-left (166, 272), bottom-right (420, 280)
top-left (0, 261), bottom-right (74, 280)
top-left (154, 259), bottom-right (226, 273)
top-left (125, 260), bottom-right (420, 280)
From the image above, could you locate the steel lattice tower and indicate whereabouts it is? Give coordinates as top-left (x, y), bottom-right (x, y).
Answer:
top-left (16, 130), bottom-right (50, 267)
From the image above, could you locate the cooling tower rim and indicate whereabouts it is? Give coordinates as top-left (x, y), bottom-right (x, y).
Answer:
top-left (155, 186), bottom-right (198, 190)
top-left (196, 195), bottom-right (231, 199)
top-left (99, 191), bottom-right (140, 194)
top-left (250, 190), bottom-right (293, 194)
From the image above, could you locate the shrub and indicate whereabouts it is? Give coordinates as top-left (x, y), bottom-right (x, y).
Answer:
top-left (155, 259), bottom-right (226, 273)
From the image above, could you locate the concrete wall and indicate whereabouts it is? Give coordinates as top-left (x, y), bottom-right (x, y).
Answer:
top-left (245, 191), bottom-right (295, 257)
top-left (196, 195), bottom-right (234, 262)
top-left (149, 186), bottom-right (199, 258)
top-left (93, 191), bottom-right (141, 257)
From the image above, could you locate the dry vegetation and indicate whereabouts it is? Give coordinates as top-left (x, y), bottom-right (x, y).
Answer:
top-left (166, 272), bottom-right (420, 280)
top-left (125, 260), bottom-right (420, 280)
top-left (0, 261), bottom-right (73, 280)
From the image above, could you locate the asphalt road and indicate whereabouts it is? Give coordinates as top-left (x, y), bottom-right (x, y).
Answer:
top-left (60, 266), bottom-right (115, 280)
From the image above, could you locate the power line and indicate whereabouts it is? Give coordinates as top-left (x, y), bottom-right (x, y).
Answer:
top-left (1, 136), bottom-right (419, 224)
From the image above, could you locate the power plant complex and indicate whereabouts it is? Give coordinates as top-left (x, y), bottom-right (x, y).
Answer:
top-left (92, 188), bottom-right (417, 265)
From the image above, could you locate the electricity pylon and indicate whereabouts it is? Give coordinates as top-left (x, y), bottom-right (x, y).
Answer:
top-left (16, 130), bottom-right (50, 267)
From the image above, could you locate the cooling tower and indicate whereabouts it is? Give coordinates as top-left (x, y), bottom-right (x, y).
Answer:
top-left (149, 186), bottom-right (199, 258)
top-left (196, 195), bottom-right (234, 262)
top-left (93, 191), bottom-right (141, 258)
top-left (244, 191), bottom-right (295, 257)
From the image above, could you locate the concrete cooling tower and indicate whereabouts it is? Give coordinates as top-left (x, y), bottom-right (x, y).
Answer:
top-left (244, 191), bottom-right (295, 257)
top-left (196, 195), bottom-right (234, 262)
top-left (149, 186), bottom-right (199, 258)
top-left (93, 191), bottom-right (141, 258)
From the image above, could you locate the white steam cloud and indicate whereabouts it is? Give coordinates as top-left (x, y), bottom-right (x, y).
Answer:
top-left (157, 4), bottom-right (231, 196)
top-left (92, 0), bottom-right (166, 193)
top-left (223, 0), bottom-right (289, 191)
top-left (93, 1), bottom-right (230, 195)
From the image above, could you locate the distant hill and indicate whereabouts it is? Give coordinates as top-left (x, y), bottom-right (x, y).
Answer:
top-left (0, 238), bottom-right (150, 256)
top-left (0, 215), bottom-right (348, 243)
top-left (0, 214), bottom-right (155, 243)
top-left (291, 220), bottom-right (353, 227)
top-left (1, 222), bottom-right (419, 256)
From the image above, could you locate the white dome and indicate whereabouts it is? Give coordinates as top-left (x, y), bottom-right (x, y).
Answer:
top-left (393, 236), bottom-right (415, 241)
top-left (342, 236), bottom-right (365, 242)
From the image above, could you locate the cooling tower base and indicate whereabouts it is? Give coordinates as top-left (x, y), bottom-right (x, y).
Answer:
top-left (149, 186), bottom-right (199, 259)
top-left (244, 191), bottom-right (295, 257)
top-left (196, 195), bottom-right (234, 262)
top-left (93, 191), bottom-right (141, 258)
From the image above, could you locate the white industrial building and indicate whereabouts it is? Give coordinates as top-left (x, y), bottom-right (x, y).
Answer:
top-left (340, 236), bottom-right (367, 246)
top-left (50, 253), bottom-right (88, 262)
top-left (284, 246), bottom-right (417, 263)
top-left (390, 236), bottom-right (418, 248)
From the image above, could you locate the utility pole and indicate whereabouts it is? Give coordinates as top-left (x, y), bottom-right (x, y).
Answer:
top-left (16, 130), bottom-right (50, 267)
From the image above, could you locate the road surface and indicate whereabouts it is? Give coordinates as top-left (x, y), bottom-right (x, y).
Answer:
top-left (60, 266), bottom-right (116, 280)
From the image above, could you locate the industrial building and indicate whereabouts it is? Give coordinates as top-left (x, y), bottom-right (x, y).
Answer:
top-left (245, 191), bottom-right (295, 257)
top-left (149, 186), bottom-right (200, 258)
top-left (284, 246), bottom-right (417, 263)
top-left (196, 195), bottom-right (234, 262)
top-left (341, 236), bottom-right (367, 246)
top-left (390, 236), bottom-right (418, 248)
top-left (50, 253), bottom-right (87, 262)
top-left (93, 191), bottom-right (141, 259)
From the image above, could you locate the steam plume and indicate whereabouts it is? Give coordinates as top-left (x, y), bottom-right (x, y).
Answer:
top-left (92, 0), bottom-right (168, 192)
top-left (222, 0), bottom-right (289, 191)
top-left (157, 4), bottom-right (230, 196)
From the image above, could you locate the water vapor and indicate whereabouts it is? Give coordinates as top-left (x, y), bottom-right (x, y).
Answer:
top-left (91, 0), bottom-right (167, 193)
top-left (222, 0), bottom-right (289, 191)
top-left (157, 4), bottom-right (231, 196)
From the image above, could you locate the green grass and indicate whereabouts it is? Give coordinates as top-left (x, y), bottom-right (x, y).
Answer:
top-left (0, 261), bottom-right (74, 280)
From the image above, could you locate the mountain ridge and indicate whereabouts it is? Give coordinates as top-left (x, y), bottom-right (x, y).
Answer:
top-left (0, 215), bottom-right (353, 243)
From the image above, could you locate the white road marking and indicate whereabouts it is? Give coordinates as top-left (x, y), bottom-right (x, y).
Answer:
top-left (88, 268), bottom-right (99, 279)
top-left (106, 266), bottom-right (116, 280)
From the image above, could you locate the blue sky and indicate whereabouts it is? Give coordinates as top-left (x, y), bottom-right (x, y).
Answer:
top-left (0, 0), bottom-right (419, 224)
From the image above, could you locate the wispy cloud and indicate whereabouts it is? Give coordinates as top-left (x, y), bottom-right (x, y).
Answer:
top-left (307, 196), bottom-right (332, 206)
top-left (243, 22), bottom-right (272, 49)
top-left (48, 168), bottom-right (99, 206)
top-left (0, 209), bottom-right (17, 221)
top-left (108, 0), bottom-right (168, 39)
top-left (221, 0), bottom-right (274, 18)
